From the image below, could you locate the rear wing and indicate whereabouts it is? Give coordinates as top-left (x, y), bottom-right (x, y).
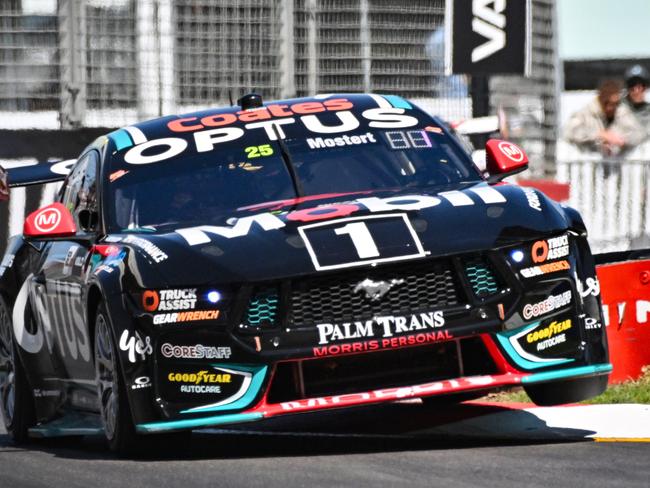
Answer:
top-left (0, 159), bottom-right (75, 200)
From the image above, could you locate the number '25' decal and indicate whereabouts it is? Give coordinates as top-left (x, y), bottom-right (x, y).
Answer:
top-left (245, 144), bottom-right (274, 158)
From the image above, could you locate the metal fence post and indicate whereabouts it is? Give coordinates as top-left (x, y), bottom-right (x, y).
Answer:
top-left (158, 0), bottom-right (175, 115)
top-left (360, 0), bottom-right (370, 93)
top-left (280, 0), bottom-right (295, 99)
top-left (307, 0), bottom-right (317, 96)
top-left (58, 0), bottom-right (87, 129)
top-left (136, 0), bottom-right (161, 120)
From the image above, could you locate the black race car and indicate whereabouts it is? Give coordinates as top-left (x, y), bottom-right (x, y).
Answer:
top-left (0, 94), bottom-right (610, 453)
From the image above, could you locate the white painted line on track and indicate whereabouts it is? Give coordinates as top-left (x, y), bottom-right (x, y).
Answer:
top-left (525, 404), bottom-right (650, 440)
top-left (417, 404), bottom-right (650, 441)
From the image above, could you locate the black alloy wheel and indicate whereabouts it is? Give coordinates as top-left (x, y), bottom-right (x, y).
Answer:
top-left (94, 303), bottom-right (138, 453)
top-left (0, 295), bottom-right (35, 443)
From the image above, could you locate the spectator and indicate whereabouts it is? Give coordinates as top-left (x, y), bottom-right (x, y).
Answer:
top-left (564, 79), bottom-right (644, 156)
top-left (623, 64), bottom-right (650, 131)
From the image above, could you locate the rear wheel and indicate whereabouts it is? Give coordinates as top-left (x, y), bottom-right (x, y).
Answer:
top-left (524, 375), bottom-right (608, 406)
top-left (94, 303), bottom-right (139, 454)
top-left (0, 295), bottom-right (36, 443)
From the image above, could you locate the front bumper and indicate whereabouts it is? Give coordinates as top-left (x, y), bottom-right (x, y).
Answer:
top-left (136, 352), bottom-right (612, 433)
top-left (123, 233), bottom-right (610, 433)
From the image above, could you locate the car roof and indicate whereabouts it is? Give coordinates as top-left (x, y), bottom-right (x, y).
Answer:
top-left (107, 93), bottom-right (426, 144)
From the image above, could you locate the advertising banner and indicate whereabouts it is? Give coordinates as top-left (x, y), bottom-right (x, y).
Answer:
top-left (445, 0), bottom-right (532, 76)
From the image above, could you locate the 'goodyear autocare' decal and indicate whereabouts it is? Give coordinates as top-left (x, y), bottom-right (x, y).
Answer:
top-left (174, 186), bottom-right (509, 246)
top-left (167, 369), bottom-right (232, 394)
top-left (497, 315), bottom-right (578, 369)
top-left (525, 319), bottom-right (573, 351)
top-left (161, 365), bottom-right (249, 406)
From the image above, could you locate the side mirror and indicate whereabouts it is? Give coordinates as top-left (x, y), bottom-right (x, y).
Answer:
top-left (0, 166), bottom-right (8, 202)
top-left (24, 203), bottom-right (77, 239)
top-left (485, 139), bottom-right (529, 183)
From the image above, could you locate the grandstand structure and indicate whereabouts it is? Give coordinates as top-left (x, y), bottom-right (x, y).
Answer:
top-left (0, 0), bottom-right (558, 174)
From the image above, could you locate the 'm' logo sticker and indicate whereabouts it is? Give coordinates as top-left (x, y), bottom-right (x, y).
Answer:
top-left (34, 208), bottom-right (61, 233)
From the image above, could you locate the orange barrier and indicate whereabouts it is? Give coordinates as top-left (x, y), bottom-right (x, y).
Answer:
top-left (597, 260), bottom-right (650, 383)
top-left (518, 179), bottom-right (570, 203)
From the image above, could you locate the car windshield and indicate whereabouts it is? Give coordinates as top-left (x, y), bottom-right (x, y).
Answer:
top-left (108, 125), bottom-right (481, 231)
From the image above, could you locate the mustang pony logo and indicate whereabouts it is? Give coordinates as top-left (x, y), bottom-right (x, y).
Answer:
top-left (353, 278), bottom-right (405, 301)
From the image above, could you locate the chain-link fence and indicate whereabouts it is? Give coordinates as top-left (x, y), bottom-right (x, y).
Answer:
top-left (1, 0), bottom-right (59, 113)
top-left (1, 0), bottom-right (558, 167)
top-left (557, 141), bottom-right (650, 253)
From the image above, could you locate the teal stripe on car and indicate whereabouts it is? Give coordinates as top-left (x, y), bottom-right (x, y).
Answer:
top-left (136, 412), bottom-right (263, 434)
top-left (110, 129), bottom-right (134, 151)
top-left (523, 363), bottom-right (613, 384)
top-left (383, 94), bottom-right (412, 109)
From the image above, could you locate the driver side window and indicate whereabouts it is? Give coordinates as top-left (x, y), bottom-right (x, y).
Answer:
top-left (60, 151), bottom-right (100, 232)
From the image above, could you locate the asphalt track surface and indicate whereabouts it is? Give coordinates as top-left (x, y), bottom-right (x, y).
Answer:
top-left (1, 401), bottom-right (648, 488)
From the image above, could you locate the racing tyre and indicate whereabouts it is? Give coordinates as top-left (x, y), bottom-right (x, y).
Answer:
top-left (94, 303), bottom-right (139, 454)
top-left (0, 295), bottom-right (36, 443)
top-left (524, 375), bottom-right (608, 406)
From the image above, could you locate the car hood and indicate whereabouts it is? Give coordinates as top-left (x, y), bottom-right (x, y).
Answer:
top-left (115, 182), bottom-right (572, 287)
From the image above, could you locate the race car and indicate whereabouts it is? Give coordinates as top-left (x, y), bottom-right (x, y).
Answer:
top-left (0, 93), bottom-right (610, 453)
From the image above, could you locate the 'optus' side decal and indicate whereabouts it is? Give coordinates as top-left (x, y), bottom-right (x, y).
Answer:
top-left (13, 275), bottom-right (91, 361)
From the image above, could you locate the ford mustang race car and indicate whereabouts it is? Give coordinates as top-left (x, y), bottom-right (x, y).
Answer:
top-left (0, 93), bottom-right (610, 453)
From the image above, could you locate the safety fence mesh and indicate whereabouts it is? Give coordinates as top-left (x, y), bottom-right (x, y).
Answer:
top-left (556, 142), bottom-right (650, 253)
top-left (1, 0), bottom-right (557, 171)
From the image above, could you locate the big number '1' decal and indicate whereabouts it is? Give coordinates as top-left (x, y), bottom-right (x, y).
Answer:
top-left (334, 222), bottom-right (380, 259)
top-left (298, 213), bottom-right (427, 271)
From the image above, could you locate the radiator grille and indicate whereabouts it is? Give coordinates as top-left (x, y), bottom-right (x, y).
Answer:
top-left (289, 259), bottom-right (463, 327)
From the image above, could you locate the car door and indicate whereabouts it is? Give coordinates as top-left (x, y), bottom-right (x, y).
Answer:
top-left (32, 151), bottom-right (100, 406)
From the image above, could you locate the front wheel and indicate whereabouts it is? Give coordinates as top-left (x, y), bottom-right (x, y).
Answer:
top-left (0, 295), bottom-right (36, 443)
top-left (94, 303), bottom-right (139, 454)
